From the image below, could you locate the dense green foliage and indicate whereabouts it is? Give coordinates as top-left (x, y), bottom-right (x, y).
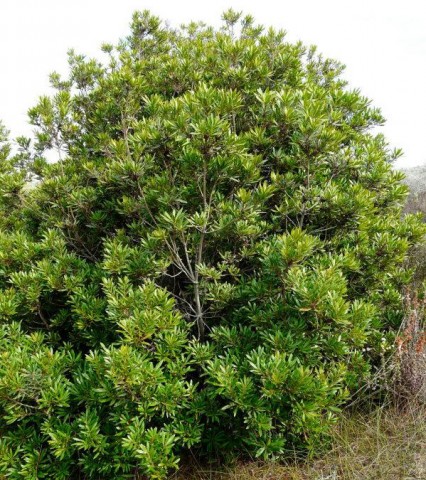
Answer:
top-left (0, 10), bottom-right (424, 479)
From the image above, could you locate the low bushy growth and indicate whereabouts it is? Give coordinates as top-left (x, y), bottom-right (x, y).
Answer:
top-left (0, 10), bottom-right (424, 478)
top-left (404, 190), bottom-right (426, 284)
top-left (393, 291), bottom-right (426, 403)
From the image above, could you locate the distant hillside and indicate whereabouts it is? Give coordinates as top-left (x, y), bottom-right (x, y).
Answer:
top-left (401, 165), bottom-right (426, 194)
top-left (401, 165), bottom-right (426, 224)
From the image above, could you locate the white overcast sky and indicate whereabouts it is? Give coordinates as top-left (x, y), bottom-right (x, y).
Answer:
top-left (1, 0), bottom-right (425, 168)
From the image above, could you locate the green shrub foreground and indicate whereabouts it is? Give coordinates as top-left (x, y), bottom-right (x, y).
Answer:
top-left (0, 10), bottom-right (424, 479)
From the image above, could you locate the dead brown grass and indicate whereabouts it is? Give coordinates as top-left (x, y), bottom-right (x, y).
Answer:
top-left (313, 404), bottom-right (426, 479)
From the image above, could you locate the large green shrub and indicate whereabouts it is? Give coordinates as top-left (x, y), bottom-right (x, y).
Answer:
top-left (0, 10), bottom-right (424, 478)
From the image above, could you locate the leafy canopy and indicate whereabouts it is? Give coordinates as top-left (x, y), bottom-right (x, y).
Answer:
top-left (0, 9), bottom-right (424, 479)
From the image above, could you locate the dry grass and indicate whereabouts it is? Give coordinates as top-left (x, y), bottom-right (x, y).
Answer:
top-left (172, 404), bottom-right (426, 480)
top-left (310, 404), bottom-right (426, 480)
